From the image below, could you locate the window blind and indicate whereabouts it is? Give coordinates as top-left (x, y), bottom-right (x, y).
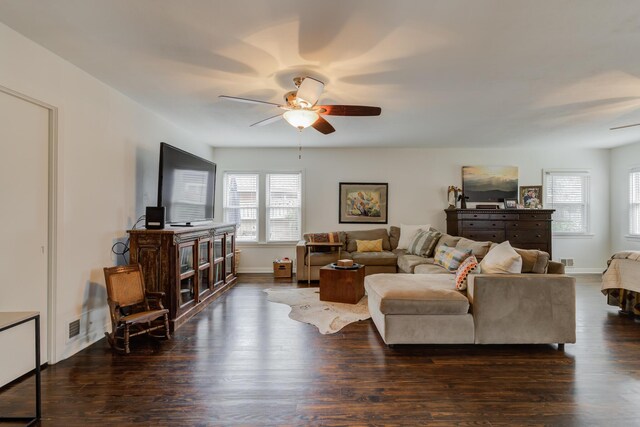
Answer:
top-left (266, 173), bottom-right (302, 242)
top-left (223, 173), bottom-right (259, 242)
top-left (544, 171), bottom-right (590, 234)
top-left (629, 169), bottom-right (640, 235)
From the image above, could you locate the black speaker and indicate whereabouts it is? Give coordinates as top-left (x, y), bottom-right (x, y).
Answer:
top-left (145, 206), bottom-right (165, 229)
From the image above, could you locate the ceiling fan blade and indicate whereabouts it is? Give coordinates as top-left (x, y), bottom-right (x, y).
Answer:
top-left (296, 77), bottom-right (324, 107)
top-left (219, 95), bottom-right (283, 107)
top-left (610, 123), bottom-right (640, 130)
top-left (250, 114), bottom-right (283, 127)
top-left (317, 105), bottom-right (381, 116)
top-left (311, 116), bottom-right (335, 134)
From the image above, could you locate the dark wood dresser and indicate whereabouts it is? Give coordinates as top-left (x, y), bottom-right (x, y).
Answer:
top-left (445, 208), bottom-right (554, 258)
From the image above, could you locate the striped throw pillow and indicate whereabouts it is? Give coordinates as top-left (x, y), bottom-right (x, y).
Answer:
top-left (356, 239), bottom-right (383, 252)
top-left (406, 229), bottom-right (442, 257)
top-left (434, 246), bottom-right (473, 272)
top-left (455, 255), bottom-right (479, 290)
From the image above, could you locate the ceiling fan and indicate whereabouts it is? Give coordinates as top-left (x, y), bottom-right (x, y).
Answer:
top-left (219, 76), bottom-right (381, 134)
top-left (610, 122), bottom-right (640, 130)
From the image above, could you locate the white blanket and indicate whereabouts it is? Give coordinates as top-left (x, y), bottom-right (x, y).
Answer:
top-left (601, 252), bottom-right (640, 294)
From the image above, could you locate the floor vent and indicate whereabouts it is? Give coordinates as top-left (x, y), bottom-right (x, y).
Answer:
top-left (560, 258), bottom-right (575, 267)
top-left (68, 319), bottom-right (80, 339)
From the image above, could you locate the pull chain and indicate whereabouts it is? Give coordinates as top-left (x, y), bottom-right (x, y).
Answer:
top-left (298, 130), bottom-right (302, 160)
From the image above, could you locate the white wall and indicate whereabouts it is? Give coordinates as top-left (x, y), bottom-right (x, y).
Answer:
top-left (610, 141), bottom-right (640, 252)
top-left (0, 22), bottom-right (208, 362)
top-left (213, 147), bottom-right (610, 274)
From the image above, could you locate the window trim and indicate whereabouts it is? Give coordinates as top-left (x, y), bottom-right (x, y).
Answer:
top-left (543, 169), bottom-right (591, 236)
top-left (628, 166), bottom-right (640, 237)
top-left (223, 170), bottom-right (304, 245)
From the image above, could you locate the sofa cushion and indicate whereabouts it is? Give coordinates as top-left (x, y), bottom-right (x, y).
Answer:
top-left (455, 237), bottom-right (492, 260)
top-left (365, 274), bottom-right (469, 315)
top-left (351, 251), bottom-right (397, 266)
top-left (346, 229), bottom-right (390, 252)
top-left (514, 248), bottom-right (550, 274)
top-left (434, 246), bottom-right (473, 271)
top-left (414, 263), bottom-right (451, 274)
top-left (389, 226), bottom-right (401, 250)
top-left (397, 254), bottom-right (432, 273)
top-left (479, 241), bottom-right (522, 274)
top-left (397, 224), bottom-right (431, 250)
top-left (434, 233), bottom-right (462, 254)
top-left (307, 251), bottom-right (351, 266)
top-left (407, 229), bottom-right (442, 257)
top-left (356, 239), bottom-right (383, 252)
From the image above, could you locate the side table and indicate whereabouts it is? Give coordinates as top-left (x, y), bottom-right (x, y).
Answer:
top-left (319, 264), bottom-right (365, 304)
top-left (0, 311), bottom-right (41, 426)
top-left (305, 242), bottom-right (343, 284)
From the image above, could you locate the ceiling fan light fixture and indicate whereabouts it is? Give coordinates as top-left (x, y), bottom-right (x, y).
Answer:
top-left (283, 109), bottom-right (319, 130)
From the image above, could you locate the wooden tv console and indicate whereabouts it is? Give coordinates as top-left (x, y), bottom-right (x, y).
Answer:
top-left (128, 222), bottom-right (237, 331)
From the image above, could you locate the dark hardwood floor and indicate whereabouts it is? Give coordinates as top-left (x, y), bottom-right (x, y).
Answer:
top-left (1, 274), bottom-right (640, 426)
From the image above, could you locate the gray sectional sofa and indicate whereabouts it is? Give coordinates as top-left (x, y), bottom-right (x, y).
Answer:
top-left (296, 225), bottom-right (576, 348)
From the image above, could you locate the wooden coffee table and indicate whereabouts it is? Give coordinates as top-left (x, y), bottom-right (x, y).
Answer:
top-left (319, 264), bottom-right (365, 304)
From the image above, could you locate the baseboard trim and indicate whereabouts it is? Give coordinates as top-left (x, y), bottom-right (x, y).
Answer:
top-left (237, 267), bottom-right (297, 274)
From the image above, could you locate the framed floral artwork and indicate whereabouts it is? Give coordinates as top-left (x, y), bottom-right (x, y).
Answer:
top-left (339, 182), bottom-right (388, 224)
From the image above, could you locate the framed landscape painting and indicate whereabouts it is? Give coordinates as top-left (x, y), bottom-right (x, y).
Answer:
top-left (339, 182), bottom-right (388, 224)
top-left (462, 166), bottom-right (518, 203)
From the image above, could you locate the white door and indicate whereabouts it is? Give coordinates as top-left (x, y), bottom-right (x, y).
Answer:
top-left (0, 90), bottom-right (49, 387)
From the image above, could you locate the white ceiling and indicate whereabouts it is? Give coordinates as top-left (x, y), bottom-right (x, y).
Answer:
top-left (2, 0), bottom-right (640, 149)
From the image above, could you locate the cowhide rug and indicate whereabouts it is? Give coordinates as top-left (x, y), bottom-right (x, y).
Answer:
top-left (264, 287), bottom-right (370, 334)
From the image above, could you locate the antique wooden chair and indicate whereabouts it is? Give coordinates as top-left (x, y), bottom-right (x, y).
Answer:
top-left (103, 264), bottom-right (170, 354)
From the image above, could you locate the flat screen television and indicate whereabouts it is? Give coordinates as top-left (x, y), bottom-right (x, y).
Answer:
top-left (157, 142), bottom-right (216, 225)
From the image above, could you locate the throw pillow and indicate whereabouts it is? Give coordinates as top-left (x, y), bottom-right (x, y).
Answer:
top-left (455, 237), bottom-right (492, 260)
top-left (397, 223), bottom-right (431, 250)
top-left (305, 232), bottom-right (342, 252)
top-left (356, 239), bottom-right (383, 252)
top-left (406, 229), bottom-right (442, 257)
top-left (479, 241), bottom-right (523, 274)
top-left (455, 255), bottom-right (479, 290)
top-left (434, 245), bottom-right (473, 272)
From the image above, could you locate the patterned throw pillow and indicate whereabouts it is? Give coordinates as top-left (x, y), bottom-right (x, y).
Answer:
top-left (455, 255), bottom-right (479, 290)
top-left (305, 232), bottom-right (342, 252)
top-left (434, 245), bottom-right (473, 272)
top-left (356, 239), bottom-right (383, 252)
top-left (406, 229), bottom-right (442, 257)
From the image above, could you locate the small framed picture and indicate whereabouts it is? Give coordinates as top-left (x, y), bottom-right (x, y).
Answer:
top-left (504, 198), bottom-right (517, 209)
top-left (519, 185), bottom-right (542, 209)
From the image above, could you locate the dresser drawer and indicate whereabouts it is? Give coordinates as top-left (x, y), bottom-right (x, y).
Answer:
top-left (459, 213), bottom-right (491, 219)
top-left (489, 213), bottom-right (518, 220)
top-left (462, 220), bottom-right (503, 229)
top-left (518, 212), bottom-right (551, 220)
top-left (507, 230), bottom-right (547, 242)
top-left (462, 230), bottom-right (505, 241)
top-left (507, 221), bottom-right (550, 230)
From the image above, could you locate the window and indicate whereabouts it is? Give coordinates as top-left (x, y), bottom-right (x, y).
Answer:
top-left (224, 171), bottom-right (302, 243)
top-left (629, 168), bottom-right (640, 236)
top-left (266, 173), bottom-right (302, 242)
top-left (544, 170), bottom-right (590, 235)
top-left (223, 173), bottom-right (258, 242)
